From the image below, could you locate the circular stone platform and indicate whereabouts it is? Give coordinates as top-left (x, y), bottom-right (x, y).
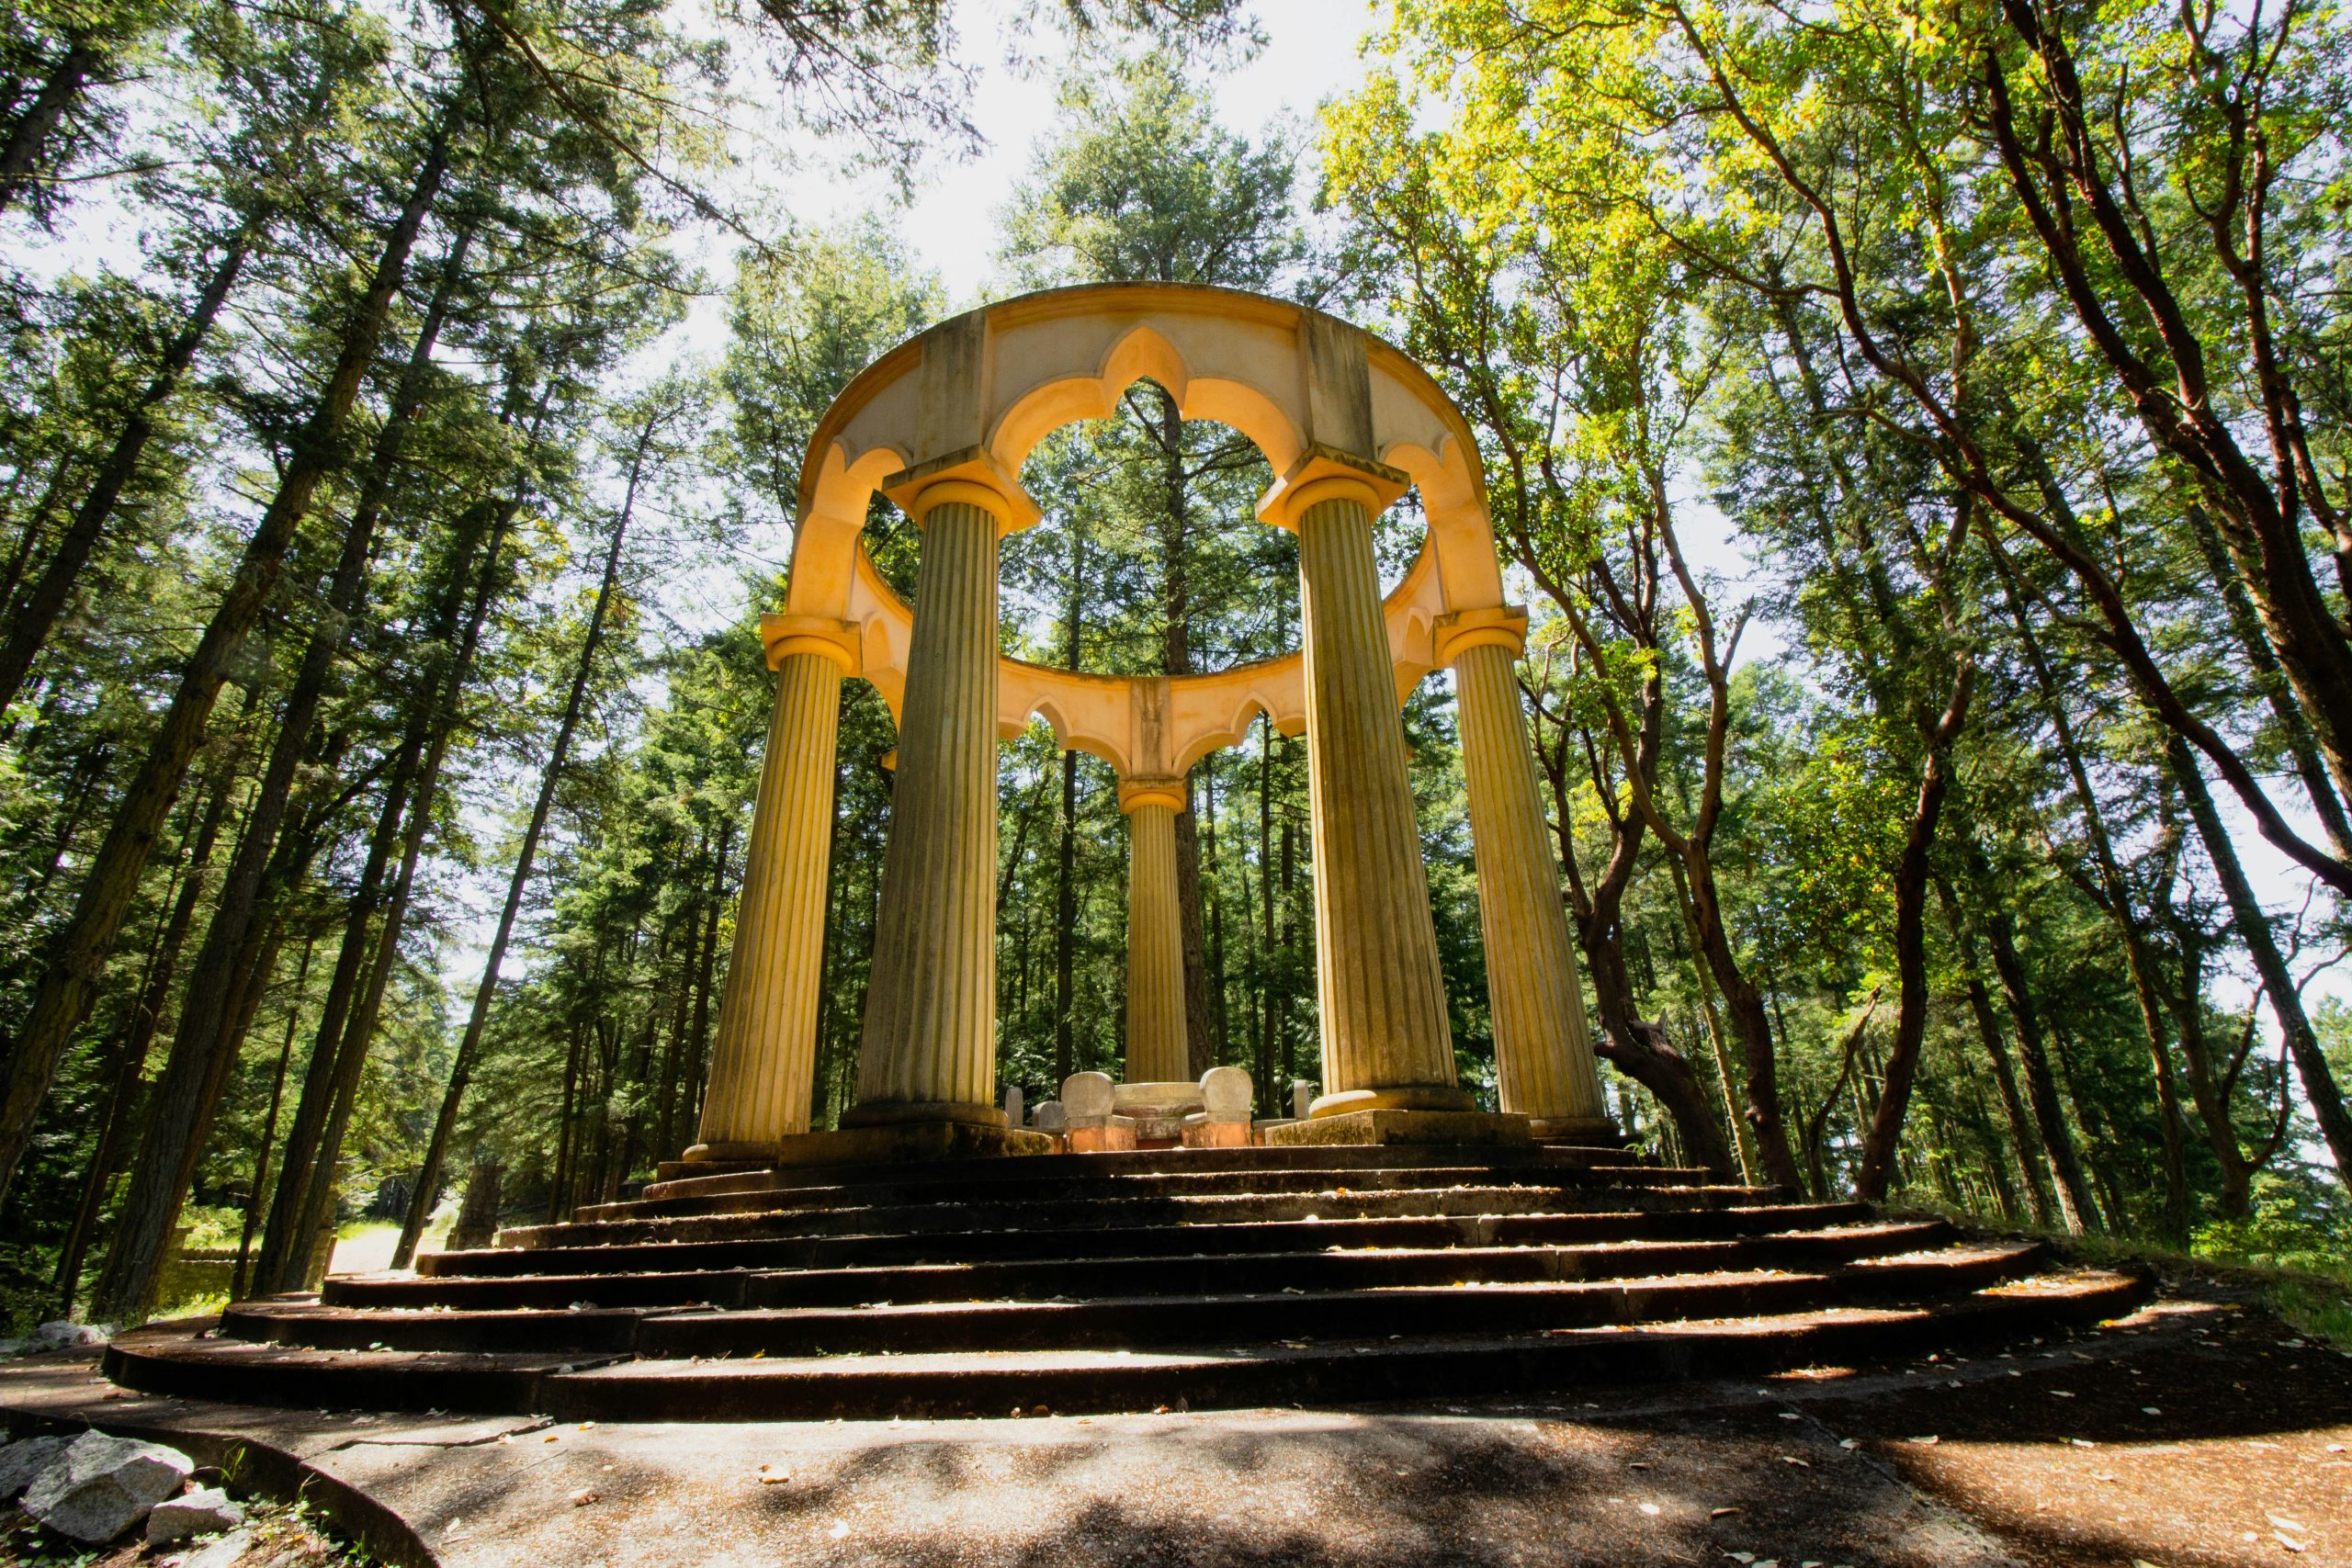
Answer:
top-left (103, 1146), bottom-right (2146, 1423)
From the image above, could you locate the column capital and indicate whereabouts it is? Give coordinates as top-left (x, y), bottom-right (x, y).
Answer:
top-left (1434, 604), bottom-right (1530, 667)
top-left (881, 445), bottom-right (1042, 535)
top-left (1254, 443), bottom-right (1410, 532)
top-left (1117, 775), bottom-right (1187, 815)
top-left (761, 614), bottom-right (860, 674)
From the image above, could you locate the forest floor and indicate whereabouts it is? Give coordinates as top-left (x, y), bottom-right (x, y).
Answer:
top-left (1, 1276), bottom-right (2347, 1567)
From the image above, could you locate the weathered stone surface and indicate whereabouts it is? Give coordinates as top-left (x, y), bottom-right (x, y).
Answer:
top-left (1066, 1117), bottom-right (1136, 1153)
top-left (1180, 1118), bottom-right (1251, 1148)
top-left (181, 1526), bottom-right (254, 1568)
top-left (1062, 1072), bottom-right (1114, 1123)
top-left (1261, 1109), bottom-right (1533, 1147)
top-left (146, 1483), bottom-right (244, 1543)
top-left (1290, 1080), bottom-right (1317, 1120)
top-left (0, 1432), bottom-right (69, 1502)
top-left (22, 1429), bottom-right (192, 1542)
top-left (1201, 1066), bottom-right (1252, 1121)
top-left (1002, 1086), bottom-right (1023, 1126)
top-left (1031, 1100), bottom-right (1067, 1132)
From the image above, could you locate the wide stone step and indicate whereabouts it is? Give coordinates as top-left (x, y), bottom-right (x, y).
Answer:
top-left (493, 1182), bottom-right (1785, 1253)
top-left (582, 1161), bottom-right (1711, 1225)
top-left (326, 1219), bottom-right (1943, 1318)
top-left (222, 1301), bottom-right (680, 1356)
top-left (110, 1268), bottom-right (2143, 1423)
top-left (639, 1142), bottom-right (1646, 1201)
top-left (274, 1240), bottom-right (2041, 1361)
top-left (545, 1269), bottom-right (2144, 1421)
top-left (625, 1244), bottom-right (2047, 1359)
top-left (421, 1201), bottom-right (1870, 1281)
top-left (729, 1219), bottom-right (1954, 1309)
top-left (339, 1204), bottom-right (1883, 1310)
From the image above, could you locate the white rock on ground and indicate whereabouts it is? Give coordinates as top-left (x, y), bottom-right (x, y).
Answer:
top-left (147, 1483), bottom-right (244, 1544)
top-left (0, 1434), bottom-right (71, 1503)
top-left (175, 1526), bottom-right (254, 1568)
top-left (29, 1321), bottom-right (110, 1349)
top-left (20, 1429), bottom-right (194, 1542)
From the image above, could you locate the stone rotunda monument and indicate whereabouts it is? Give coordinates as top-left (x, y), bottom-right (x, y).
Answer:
top-left (689, 281), bottom-right (1612, 1164)
top-left (101, 288), bottom-right (2145, 1423)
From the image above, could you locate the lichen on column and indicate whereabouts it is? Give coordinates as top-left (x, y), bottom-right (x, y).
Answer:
top-left (1122, 791), bottom-right (1187, 1084)
top-left (1451, 630), bottom-right (1609, 1127)
top-left (1294, 484), bottom-right (1470, 1115)
top-left (846, 493), bottom-right (1005, 1126)
top-left (692, 643), bottom-right (843, 1154)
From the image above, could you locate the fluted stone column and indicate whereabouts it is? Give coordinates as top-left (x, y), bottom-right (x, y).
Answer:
top-left (1121, 781), bottom-right (1188, 1085)
top-left (1447, 615), bottom-right (1612, 1135)
top-left (846, 491), bottom-right (1006, 1128)
top-left (1293, 482), bottom-right (1472, 1116)
top-left (690, 626), bottom-right (852, 1156)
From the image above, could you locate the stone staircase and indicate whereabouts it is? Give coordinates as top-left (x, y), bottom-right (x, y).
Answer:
top-left (104, 1145), bottom-right (2147, 1421)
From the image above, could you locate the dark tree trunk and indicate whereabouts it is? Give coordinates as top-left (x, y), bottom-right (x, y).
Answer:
top-left (2167, 734), bottom-right (2352, 1184)
top-left (90, 213), bottom-right (466, 1321)
top-left (1978, 885), bottom-right (2102, 1234)
top-left (1857, 663), bottom-right (1971, 1200)
top-left (390, 415), bottom-right (650, 1269)
top-left (0, 218), bottom-right (260, 714)
top-left (1935, 877), bottom-right (2058, 1225)
top-left (0, 37), bottom-right (95, 216)
top-left (0, 127), bottom-right (449, 1216)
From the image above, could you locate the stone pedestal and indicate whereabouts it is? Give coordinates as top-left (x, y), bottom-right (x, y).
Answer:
top-left (692, 633), bottom-right (850, 1156)
top-left (1443, 617), bottom-right (1611, 1131)
top-left (1288, 473), bottom-right (1470, 1117)
top-left (1261, 1109), bottom-right (1534, 1148)
top-left (847, 491), bottom-right (1008, 1131)
top-left (692, 1122), bottom-right (1056, 1169)
top-left (1121, 785), bottom-right (1189, 1086)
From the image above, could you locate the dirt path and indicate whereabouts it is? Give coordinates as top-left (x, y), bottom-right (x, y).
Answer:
top-left (3, 1281), bottom-right (2346, 1566)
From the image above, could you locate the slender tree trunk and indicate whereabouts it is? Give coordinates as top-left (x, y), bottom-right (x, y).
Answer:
top-left (1979, 885), bottom-right (2101, 1233)
top-left (1677, 846), bottom-right (1802, 1189)
top-left (0, 219), bottom-right (263, 714)
top-left (0, 129), bottom-right (449, 1214)
top-left (2167, 734), bottom-right (2352, 1183)
top-left (253, 439), bottom-right (531, 1294)
top-left (390, 421), bottom-right (649, 1268)
top-left (548, 1021), bottom-right (585, 1224)
top-left (1857, 664), bottom-right (1971, 1200)
top-left (2181, 505), bottom-right (2352, 863)
top-left (90, 213), bottom-right (465, 1320)
top-left (0, 36), bottom-right (95, 216)
top-left (1995, 556), bottom-right (2190, 1236)
top-left (1935, 876), bottom-right (2057, 1225)
top-left (232, 934), bottom-right (312, 1300)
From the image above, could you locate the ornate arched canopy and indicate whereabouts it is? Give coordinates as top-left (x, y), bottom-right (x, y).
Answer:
top-left (762, 282), bottom-right (1529, 783)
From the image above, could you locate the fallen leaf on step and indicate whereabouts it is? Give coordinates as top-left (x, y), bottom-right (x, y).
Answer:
top-left (569, 1489), bottom-right (598, 1507)
top-left (1908, 1435), bottom-right (1939, 1445)
top-left (1710, 1506), bottom-right (1741, 1518)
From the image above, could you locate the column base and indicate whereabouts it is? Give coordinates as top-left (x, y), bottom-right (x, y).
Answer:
top-left (1526, 1115), bottom-right (1625, 1146)
top-left (1307, 1086), bottom-right (1476, 1118)
top-left (837, 1099), bottom-right (1007, 1130)
top-left (1261, 1109), bottom-right (1533, 1148)
top-left (682, 1121), bottom-right (1053, 1169)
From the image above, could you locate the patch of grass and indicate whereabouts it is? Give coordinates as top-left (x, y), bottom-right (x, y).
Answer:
top-left (2266, 1274), bottom-right (2352, 1350)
